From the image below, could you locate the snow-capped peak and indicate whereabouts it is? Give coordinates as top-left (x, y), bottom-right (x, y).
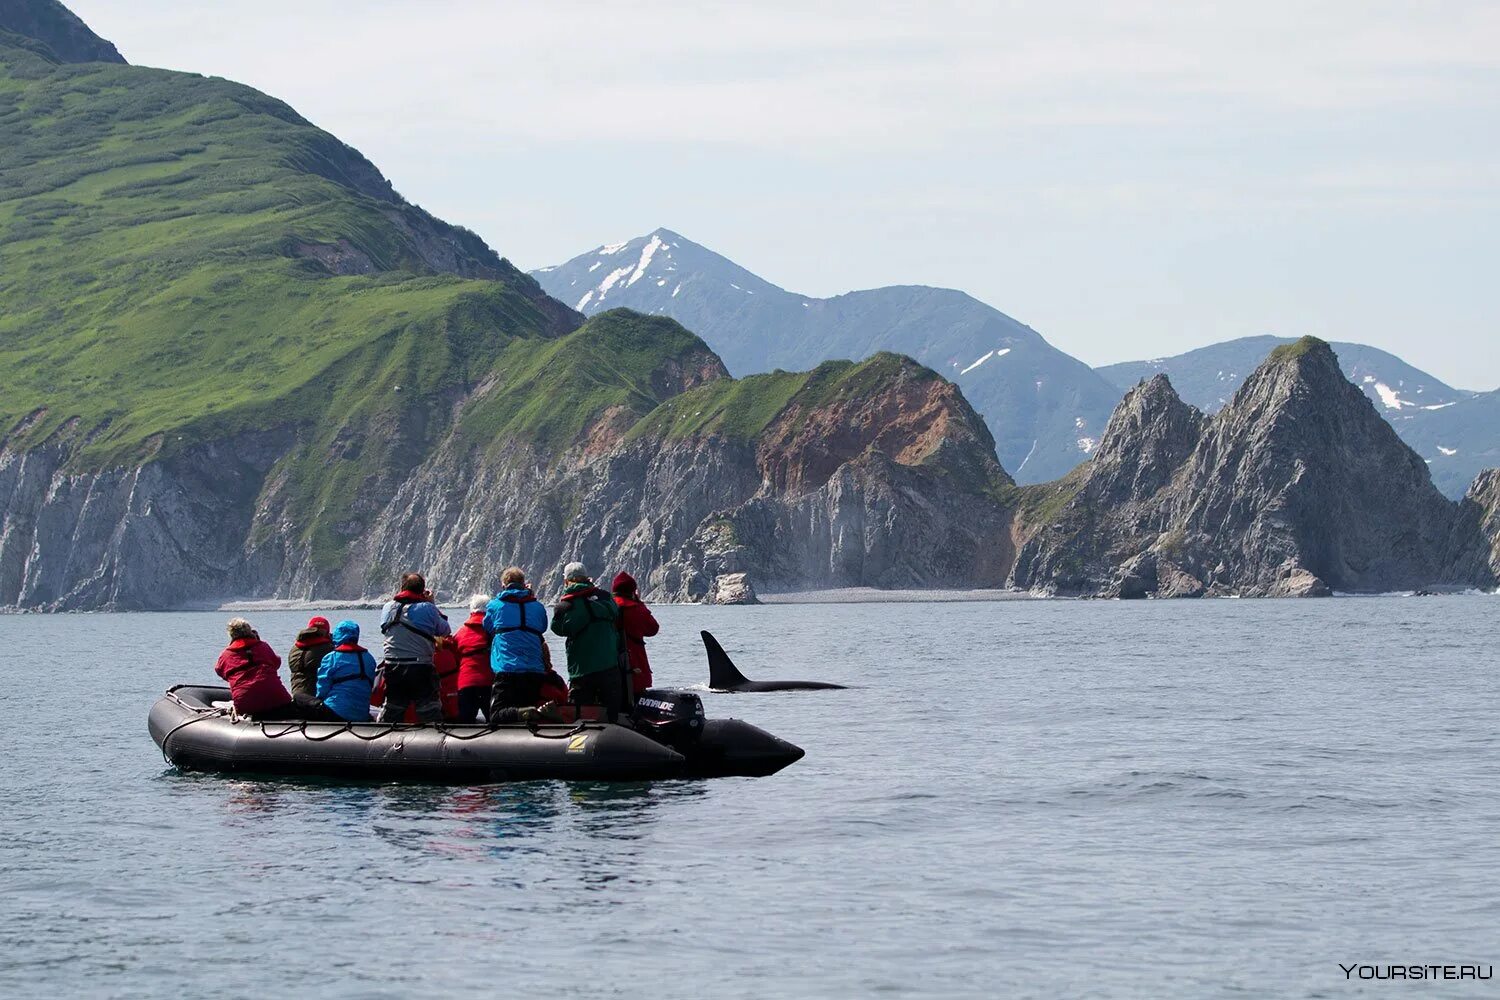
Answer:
top-left (562, 232), bottom-right (687, 311)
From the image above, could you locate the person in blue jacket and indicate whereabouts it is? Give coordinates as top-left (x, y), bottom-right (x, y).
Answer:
top-left (483, 566), bottom-right (550, 712)
top-left (316, 620), bottom-right (379, 722)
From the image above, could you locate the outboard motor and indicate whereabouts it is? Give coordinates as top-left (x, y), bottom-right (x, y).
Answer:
top-left (632, 688), bottom-right (705, 751)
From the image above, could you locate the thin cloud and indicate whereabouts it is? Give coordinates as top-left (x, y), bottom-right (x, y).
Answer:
top-left (62, 0), bottom-right (1500, 386)
top-left (74, 1), bottom-right (1500, 146)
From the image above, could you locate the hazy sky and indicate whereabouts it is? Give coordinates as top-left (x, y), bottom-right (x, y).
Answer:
top-left (69, 1), bottom-right (1499, 388)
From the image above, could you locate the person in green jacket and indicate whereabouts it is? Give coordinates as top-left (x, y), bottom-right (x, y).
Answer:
top-left (550, 561), bottom-right (627, 719)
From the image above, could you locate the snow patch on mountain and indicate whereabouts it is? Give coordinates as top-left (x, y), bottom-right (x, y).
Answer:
top-left (1374, 382), bottom-right (1412, 410)
top-left (957, 348), bottom-right (1011, 376)
top-left (596, 263), bottom-right (633, 298)
top-left (627, 234), bottom-right (666, 287)
top-left (1016, 440), bottom-right (1039, 475)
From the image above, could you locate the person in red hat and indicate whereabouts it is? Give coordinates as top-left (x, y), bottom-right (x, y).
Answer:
top-left (287, 616), bottom-right (334, 698)
top-left (611, 571), bottom-right (660, 697)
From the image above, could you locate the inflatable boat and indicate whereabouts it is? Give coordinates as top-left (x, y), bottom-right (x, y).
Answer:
top-left (150, 685), bottom-right (804, 783)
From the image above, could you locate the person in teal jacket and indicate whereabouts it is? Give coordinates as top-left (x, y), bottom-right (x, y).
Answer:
top-left (483, 566), bottom-right (551, 711)
top-left (316, 620), bottom-right (378, 722)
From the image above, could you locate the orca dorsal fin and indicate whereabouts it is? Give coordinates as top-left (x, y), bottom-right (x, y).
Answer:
top-left (702, 630), bottom-right (751, 689)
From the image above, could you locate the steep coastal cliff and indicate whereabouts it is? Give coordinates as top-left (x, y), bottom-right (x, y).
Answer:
top-left (1450, 471), bottom-right (1500, 585)
top-left (0, 8), bottom-right (1025, 610)
top-left (0, 311), bottom-right (1015, 608)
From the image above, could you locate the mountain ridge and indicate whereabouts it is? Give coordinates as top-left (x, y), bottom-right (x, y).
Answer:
top-left (531, 228), bottom-right (1124, 484)
top-left (0, 0), bottom-right (124, 64)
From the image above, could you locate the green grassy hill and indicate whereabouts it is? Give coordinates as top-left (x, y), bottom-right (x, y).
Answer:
top-left (632, 353), bottom-right (939, 443)
top-left (0, 10), bottom-right (599, 575)
top-left (0, 5), bottom-right (1026, 607)
top-left (457, 310), bottom-right (726, 454)
top-left (0, 25), bottom-right (575, 473)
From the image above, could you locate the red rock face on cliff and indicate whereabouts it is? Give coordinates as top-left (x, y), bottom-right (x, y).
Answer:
top-left (754, 356), bottom-right (1008, 496)
top-left (479, 350), bottom-right (1019, 603)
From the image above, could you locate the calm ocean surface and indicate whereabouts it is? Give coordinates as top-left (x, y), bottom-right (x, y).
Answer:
top-left (2, 596), bottom-right (1498, 998)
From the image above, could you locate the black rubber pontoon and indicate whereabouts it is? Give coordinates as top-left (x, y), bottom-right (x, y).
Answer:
top-left (149, 686), bottom-right (803, 783)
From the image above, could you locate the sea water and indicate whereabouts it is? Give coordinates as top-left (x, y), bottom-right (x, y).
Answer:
top-left (2, 596), bottom-right (1497, 998)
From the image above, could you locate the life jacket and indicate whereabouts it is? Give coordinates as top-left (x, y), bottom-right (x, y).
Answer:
top-left (382, 591), bottom-right (439, 644)
top-left (495, 591), bottom-right (546, 637)
top-left (325, 643), bottom-right (374, 687)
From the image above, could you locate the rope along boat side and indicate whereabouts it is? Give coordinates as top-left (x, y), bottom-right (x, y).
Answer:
top-left (149, 686), bottom-right (804, 782)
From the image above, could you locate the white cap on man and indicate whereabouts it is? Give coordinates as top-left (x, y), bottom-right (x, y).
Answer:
top-left (563, 561), bottom-right (589, 582)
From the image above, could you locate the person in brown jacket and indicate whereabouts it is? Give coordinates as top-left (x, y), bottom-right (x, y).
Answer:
top-left (287, 616), bottom-right (334, 698)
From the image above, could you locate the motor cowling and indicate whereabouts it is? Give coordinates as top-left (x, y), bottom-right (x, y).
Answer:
top-left (632, 688), bottom-right (705, 750)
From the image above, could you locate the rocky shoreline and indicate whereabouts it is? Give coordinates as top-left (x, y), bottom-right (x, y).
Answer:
top-left (6, 338), bottom-right (1499, 612)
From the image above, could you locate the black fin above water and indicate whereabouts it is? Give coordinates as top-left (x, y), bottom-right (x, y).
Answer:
top-left (700, 630), bottom-right (847, 692)
top-left (703, 630), bottom-right (751, 690)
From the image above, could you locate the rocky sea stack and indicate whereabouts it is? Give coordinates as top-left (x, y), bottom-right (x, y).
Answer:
top-left (1011, 337), bottom-right (1500, 597)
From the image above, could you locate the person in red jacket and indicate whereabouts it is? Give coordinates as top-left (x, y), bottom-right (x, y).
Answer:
top-left (611, 571), bottom-right (660, 697)
top-left (539, 670), bottom-right (570, 704)
top-left (539, 638), bottom-right (570, 704)
top-left (215, 618), bottom-right (335, 720)
top-left (454, 593), bottom-right (494, 722)
top-left (433, 636), bottom-right (461, 720)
